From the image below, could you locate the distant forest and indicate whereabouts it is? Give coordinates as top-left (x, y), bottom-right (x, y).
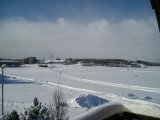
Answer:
top-left (64, 58), bottom-right (160, 67)
top-left (0, 57), bottom-right (160, 68)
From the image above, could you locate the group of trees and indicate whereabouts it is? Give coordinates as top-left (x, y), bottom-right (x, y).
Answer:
top-left (64, 58), bottom-right (160, 67)
top-left (23, 57), bottom-right (38, 64)
top-left (2, 57), bottom-right (160, 67)
top-left (56, 58), bottom-right (61, 60)
top-left (136, 60), bottom-right (160, 66)
top-left (2, 90), bottom-right (69, 120)
top-left (64, 58), bottom-right (131, 67)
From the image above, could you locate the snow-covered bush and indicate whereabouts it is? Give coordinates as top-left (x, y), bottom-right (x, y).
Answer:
top-left (3, 110), bottom-right (20, 120)
top-left (20, 97), bottom-right (51, 120)
top-left (49, 90), bottom-right (69, 120)
top-left (3, 94), bottom-right (69, 120)
top-left (3, 97), bottom-right (50, 120)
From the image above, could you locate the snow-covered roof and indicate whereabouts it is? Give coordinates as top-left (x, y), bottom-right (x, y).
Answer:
top-left (0, 60), bottom-right (19, 63)
top-left (71, 102), bottom-right (160, 120)
top-left (71, 103), bottom-right (127, 120)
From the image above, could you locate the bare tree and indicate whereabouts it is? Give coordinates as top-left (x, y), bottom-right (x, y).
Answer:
top-left (49, 90), bottom-right (69, 120)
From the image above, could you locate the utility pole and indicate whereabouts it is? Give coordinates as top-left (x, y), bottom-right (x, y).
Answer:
top-left (51, 54), bottom-right (54, 68)
top-left (1, 64), bottom-right (7, 115)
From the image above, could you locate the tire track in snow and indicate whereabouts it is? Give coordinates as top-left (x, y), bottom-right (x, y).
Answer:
top-left (59, 71), bottom-right (160, 94)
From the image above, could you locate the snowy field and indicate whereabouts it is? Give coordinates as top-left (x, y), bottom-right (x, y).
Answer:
top-left (0, 64), bottom-right (160, 118)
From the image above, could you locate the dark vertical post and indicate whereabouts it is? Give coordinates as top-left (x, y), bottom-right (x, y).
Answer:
top-left (1, 64), bottom-right (6, 115)
top-left (1, 68), bottom-right (4, 115)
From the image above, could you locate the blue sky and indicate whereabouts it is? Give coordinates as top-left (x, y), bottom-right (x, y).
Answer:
top-left (0, 0), bottom-right (153, 22)
top-left (0, 0), bottom-right (160, 62)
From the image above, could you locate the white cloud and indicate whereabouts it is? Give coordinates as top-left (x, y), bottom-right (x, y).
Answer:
top-left (0, 17), bottom-right (160, 62)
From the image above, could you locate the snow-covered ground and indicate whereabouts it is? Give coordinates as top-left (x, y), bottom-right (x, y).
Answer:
top-left (0, 64), bottom-right (160, 118)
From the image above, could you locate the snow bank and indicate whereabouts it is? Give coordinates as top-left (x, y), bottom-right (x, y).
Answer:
top-left (74, 94), bottom-right (109, 109)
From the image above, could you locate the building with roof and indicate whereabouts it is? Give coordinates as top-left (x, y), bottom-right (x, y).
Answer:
top-left (0, 60), bottom-right (22, 67)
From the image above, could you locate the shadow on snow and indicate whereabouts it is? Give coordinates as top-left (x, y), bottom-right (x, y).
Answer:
top-left (0, 74), bottom-right (31, 84)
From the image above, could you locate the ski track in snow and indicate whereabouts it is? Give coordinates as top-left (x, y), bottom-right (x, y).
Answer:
top-left (4, 74), bottom-right (102, 95)
top-left (59, 70), bottom-right (160, 94)
top-left (47, 82), bottom-right (102, 94)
